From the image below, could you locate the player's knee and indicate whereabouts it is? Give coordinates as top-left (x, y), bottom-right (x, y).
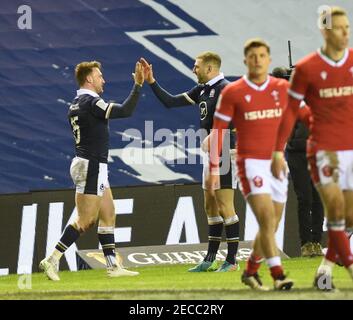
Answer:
top-left (345, 211), bottom-right (353, 228)
top-left (76, 217), bottom-right (96, 232)
top-left (326, 197), bottom-right (344, 219)
top-left (100, 212), bottom-right (115, 225)
top-left (257, 214), bottom-right (275, 233)
top-left (204, 201), bottom-right (217, 216)
top-left (218, 203), bottom-right (235, 217)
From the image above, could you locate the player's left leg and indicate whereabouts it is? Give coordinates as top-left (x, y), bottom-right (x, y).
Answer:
top-left (343, 151), bottom-right (353, 242)
top-left (313, 151), bottom-right (353, 288)
top-left (344, 191), bottom-right (353, 240)
top-left (269, 171), bottom-right (293, 290)
top-left (343, 190), bottom-right (353, 278)
top-left (215, 188), bottom-right (240, 272)
top-left (98, 187), bottom-right (138, 277)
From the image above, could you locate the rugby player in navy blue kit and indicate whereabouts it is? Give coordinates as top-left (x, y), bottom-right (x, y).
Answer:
top-left (39, 60), bottom-right (144, 280)
top-left (141, 53), bottom-right (240, 272)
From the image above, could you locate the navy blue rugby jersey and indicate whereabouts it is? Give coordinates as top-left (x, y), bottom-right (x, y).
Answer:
top-left (68, 89), bottom-right (111, 163)
top-left (185, 75), bottom-right (236, 147)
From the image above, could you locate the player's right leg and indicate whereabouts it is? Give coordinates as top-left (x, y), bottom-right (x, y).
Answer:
top-left (313, 183), bottom-right (345, 290)
top-left (40, 193), bottom-right (101, 280)
top-left (40, 157), bottom-right (102, 281)
top-left (241, 233), bottom-right (268, 291)
top-left (214, 149), bottom-right (240, 272)
top-left (188, 190), bottom-right (220, 272)
top-left (247, 194), bottom-right (293, 290)
top-left (344, 190), bottom-right (353, 244)
top-left (215, 189), bottom-right (240, 272)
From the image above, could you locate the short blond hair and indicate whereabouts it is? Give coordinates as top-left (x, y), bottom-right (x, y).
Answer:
top-left (196, 51), bottom-right (221, 69)
top-left (243, 38), bottom-right (270, 56)
top-left (75, 61), bottom-right (102, 87)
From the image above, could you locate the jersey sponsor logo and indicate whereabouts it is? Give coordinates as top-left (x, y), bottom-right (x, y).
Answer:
top-left (199, 101), bottom-right (208, 120)
top-left (244, 108), bottom-right (282, 121)
top-left (319, 86), bottom-right (353, 98)
top-left (252, 176), bottom-right (263, 188)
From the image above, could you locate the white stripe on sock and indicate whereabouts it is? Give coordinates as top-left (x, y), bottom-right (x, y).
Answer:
top-left (266, 256), bottom-right (281, 268)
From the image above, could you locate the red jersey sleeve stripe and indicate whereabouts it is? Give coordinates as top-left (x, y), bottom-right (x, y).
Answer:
top-left (214, 111), bottom-right (231, 122)
top-left (288, 89), bottom-right (304, 101)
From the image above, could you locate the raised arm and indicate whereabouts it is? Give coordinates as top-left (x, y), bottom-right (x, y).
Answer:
top-left (140, 57), bottom-right (194, 108)
top-left (107, 61), bottom-right (144, 119)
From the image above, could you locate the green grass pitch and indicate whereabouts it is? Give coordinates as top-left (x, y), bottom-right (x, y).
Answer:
top-left (0, 257), bottom-right (352, 300)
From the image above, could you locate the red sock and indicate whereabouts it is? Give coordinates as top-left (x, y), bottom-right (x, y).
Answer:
top-left (328, 229), bottom-right (353, 268)
top-left (270, 265), bottom-right (284, 280)
top-left (325, 236), bottom-right (338, 263)
top-left (246, 254), bottom-right (262, 276)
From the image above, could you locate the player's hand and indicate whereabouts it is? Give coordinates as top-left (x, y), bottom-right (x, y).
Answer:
top-left (271, 151), bottom-right (286, 180)
top-left (201, 134), bottom-right (210, 153)
top-left (140, 57), bottom-right (155, 84)
top-left (205, 170), bottom-right (220, 195)
top-left (132, 61), bottom-right (144, 86)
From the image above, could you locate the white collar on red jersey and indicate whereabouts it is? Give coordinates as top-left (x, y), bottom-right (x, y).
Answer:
top-left (205, 73), bottom-right (225, 86)
top-left (317, 48), bottom-right (349, 67)
top-left (76, 88), bottom-right (100, 98)
top-left (243, 75), bottom-right (270, 91)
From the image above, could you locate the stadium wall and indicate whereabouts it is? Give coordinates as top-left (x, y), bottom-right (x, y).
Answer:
top-left (0, 182), bottom-right (327, 275)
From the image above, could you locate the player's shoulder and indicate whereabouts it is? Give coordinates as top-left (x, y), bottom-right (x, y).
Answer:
top-left (224, 77), bottom-right (246, 91)
top-left (295, 51), bottom-right (321, 70)
top-left (270, 76), bottom-right (289, 90)
top-left (79, 94), bottom-right (102, 107)
top-left (217, 78), bottom-right (230, 89)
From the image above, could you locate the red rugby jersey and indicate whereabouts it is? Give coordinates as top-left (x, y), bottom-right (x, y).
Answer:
top-left (212, 75), bottom-right (290, 160)
top-left (276, 48), bottom-right (353, 151)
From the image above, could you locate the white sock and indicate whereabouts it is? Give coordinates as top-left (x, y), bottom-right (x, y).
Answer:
top-left (106, 255), bottom-right (118, 269)
top-left (317, 258), bottom-right (334, 275)
top-left (50, 249), bottom-right (63, 262)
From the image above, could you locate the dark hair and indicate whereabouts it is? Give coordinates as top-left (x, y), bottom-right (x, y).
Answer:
top-left (244, 38), bottom-right (270, 56)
